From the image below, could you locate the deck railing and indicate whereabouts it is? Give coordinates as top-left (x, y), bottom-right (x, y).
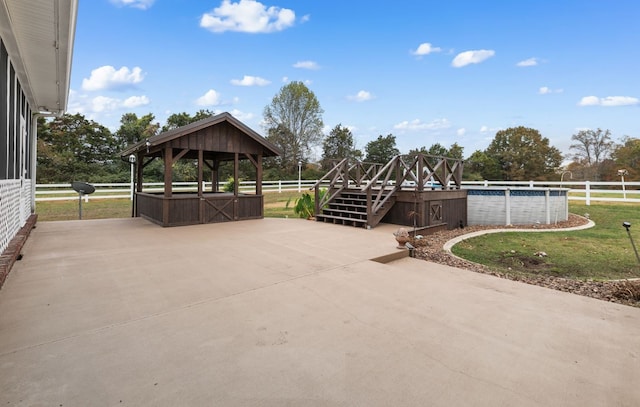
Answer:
top-left (309, 154), bottom-right (465, 226)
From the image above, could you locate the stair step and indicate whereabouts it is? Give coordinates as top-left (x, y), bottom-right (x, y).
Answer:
top-left (328, 202), bottom-right (367, 210)
top-left (322, 209), bottom-right (367, 218)
top-left (316, 214), bottom-right (367, 227)
top-left (334, 197), bottom-right (367, 204)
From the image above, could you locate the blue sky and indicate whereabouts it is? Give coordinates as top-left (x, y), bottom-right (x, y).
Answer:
top-left (69, 0), bottom-right (640, 160)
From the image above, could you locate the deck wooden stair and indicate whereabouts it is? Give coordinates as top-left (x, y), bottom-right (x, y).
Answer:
top-left (315, 188), bottom-right (397, 228)
top-left (310, 154), bottom-right (464, 229)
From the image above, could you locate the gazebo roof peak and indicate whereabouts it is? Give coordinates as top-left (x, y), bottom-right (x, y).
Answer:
top-left (121, 111), bottom-right (281, 157)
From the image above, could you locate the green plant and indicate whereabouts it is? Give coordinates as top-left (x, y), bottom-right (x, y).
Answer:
top-left (223, 176), bottom-right (241, 193)
top-left (286, 189), bottom-right (327, 219)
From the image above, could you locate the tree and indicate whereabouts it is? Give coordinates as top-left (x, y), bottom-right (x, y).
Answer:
top-left (569, 128), bottom-right (614, 181)
top-left (407, 142), bottom-right (464, 159)
top-left (485, 126), bottom-right (562, 180)
top-left (112, 113), bottom-right (164, 181)
top-left (115, 113), bottom-right (159, 149)
top-left (263, 81), bottom-right (324, 175)
top-left (464, 150), bottom-right (500, 180)
top-left (612, 136), bottom-right (640, 180)
top-left (448, 142), bottom-right (464, 160)
top-left (37, 113), bottom-right (120, 183)
top-left (364, 134), bottom-right (400, 164)
top-left (162, 109), bottom-right (214, 132)
top-left (321, 124), bottom-right (362, 168)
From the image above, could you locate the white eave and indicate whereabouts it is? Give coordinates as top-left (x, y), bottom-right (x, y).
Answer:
top-left (0, 0), bottom-right (78, 115)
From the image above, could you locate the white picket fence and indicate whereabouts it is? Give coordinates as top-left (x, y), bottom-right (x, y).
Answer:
top-left (462, 180), bottom-right (640, 205)
top-left (34, 180), bottom-right (640, 205)
top-left (35, 180), bottom-right (323, 202)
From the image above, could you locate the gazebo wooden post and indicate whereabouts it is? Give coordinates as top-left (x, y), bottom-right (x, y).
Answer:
top-left (163, 145), bottom-right (172, 225)
top-left (256, 154), bottom-right (263, 195)
top-left (198, 149), bottom-right (204, 223)
top-left (212, 159), bottom-right (219, 192)
top-left (234, 152), bottom-right (239, 220)
top-left (134, 152), bottom-right (143, 217)
top-left (136, 153), bottom-right (144, 194)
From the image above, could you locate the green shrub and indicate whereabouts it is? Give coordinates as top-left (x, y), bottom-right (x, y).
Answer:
top-left (223, 176), bottom-right (242, 193)
top-left (287, 189), bottom-right (327, 219)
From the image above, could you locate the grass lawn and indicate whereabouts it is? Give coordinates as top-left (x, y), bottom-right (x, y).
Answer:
top-left (35, 190), bottom-right (303, 221)
top-left (452, 202), bottom-right (640, 280)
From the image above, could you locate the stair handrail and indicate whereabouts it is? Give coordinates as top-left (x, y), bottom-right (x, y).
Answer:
top-left (360, 155), bottom-right (415, 224)
top-left (311, 158), bottom-right (351, 216)
top-left (310, 158), bottom-right (349, 190)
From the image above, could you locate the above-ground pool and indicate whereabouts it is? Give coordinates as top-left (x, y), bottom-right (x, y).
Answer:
top-left (465, 187), bottom-right (569, 226)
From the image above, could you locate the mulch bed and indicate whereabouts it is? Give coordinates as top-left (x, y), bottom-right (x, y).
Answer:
top-left (409, 214), bottom-right (640, 308)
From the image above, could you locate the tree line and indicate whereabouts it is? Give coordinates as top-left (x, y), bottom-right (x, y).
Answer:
top-left (36, 81), bottom-right (639, 184)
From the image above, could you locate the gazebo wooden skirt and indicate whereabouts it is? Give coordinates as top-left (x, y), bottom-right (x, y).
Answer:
top-left (136, 192), bottom-right (263, 227)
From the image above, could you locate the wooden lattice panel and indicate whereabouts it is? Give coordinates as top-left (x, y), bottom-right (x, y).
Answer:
top-left (0, 180), bottom-right (22, 255)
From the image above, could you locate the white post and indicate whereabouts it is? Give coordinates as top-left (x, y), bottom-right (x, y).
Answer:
top-left (585, 181), bottom-right (590, 206)
top-left (505, 189), bottom-right (511, 226)
top-left (618, 169), bottom-right (628, 200)
top-left (128, 154), bottom-right (136, 201)
top-left (298, 161), bottom-right (302, 193)
top-left (545, 189), bottom-right (551, 224)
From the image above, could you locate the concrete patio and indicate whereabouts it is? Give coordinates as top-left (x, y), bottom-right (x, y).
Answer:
top-left (1, 217), bottom-right (639, 406)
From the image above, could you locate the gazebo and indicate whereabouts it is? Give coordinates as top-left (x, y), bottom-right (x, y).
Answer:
top-left (121, 112), bottom-right (280, 227)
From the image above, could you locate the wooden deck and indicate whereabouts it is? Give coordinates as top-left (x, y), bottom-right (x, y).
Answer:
top-left (313, 154), bottom-right (466, 229)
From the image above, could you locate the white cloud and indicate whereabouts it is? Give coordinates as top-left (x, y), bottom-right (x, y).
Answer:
top-left (66, 89), bottom-right (86, 114)
top-left (578, 95), bottom-right (639, 106)
top-left (539, 86), bottom-right (563, 94)
top-left (516, 57), bottom-right (538, 67)
top-left (82, 66), bottom-right (145, 91)
top-left (109, 0), bottom-right (155, 9)
top-left (394, 118), bottom-right (451, 131)
top-left (196, 89), bottom-right (222, 106)
top-left (412, 42), bottom-right (442, 56)
top-left (451, 49), bottom-right (495, 68)
top-left (230, 75), bottom-right (271, 86)
top-left (91, 96), bottom-right (121, 113)
top-left (457, 128), bottom-right (466, 136)
top-left (282, 76), bottom-right (289, 83)
top-left (479, 125), bottom-right (502, 134)
top-left (347, 90), bottom-right (374, 102)
top-left (67, 90), bottom-right (150, 114)
top-left (293, 60), bottom-right (320, 70)
top-left (123, 95), bottom-right (150, 108)
top-left (227, 109), bottom-right (254, 121)
top-left (200, 0), bottom-right (296, 33)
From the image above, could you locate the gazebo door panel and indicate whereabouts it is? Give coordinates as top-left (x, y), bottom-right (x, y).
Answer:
top-left (203, 197), bottom-right (235, 223)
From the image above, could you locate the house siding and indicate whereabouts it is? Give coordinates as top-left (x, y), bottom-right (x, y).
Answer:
top-left (0, 36), bottom-right (35, 255)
